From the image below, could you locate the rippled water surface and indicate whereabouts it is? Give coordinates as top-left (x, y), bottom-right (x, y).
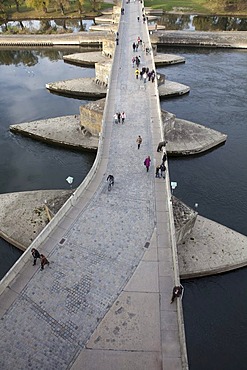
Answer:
top-left (0, 46), bottom-right (247, 369)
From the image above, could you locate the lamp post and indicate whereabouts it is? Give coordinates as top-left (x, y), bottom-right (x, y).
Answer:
top-left (171, 181), bottom-right (177, 195)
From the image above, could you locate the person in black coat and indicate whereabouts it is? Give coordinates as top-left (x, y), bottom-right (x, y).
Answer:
top-left (31, 248), bottom-right (40, 266)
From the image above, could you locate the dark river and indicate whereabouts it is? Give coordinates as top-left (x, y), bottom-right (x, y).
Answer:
top-left (159, 47), bottom-right (247, 370)
top-left (0, 46), bottom-right (247, 369)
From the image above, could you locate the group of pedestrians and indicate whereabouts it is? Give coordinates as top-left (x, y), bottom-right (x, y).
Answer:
top-left (139, 67), bottom-right (155, 82)
top-left (114, 111), bottom-right (126, 124)
top-left (155, 153), bottom-right (167, 178)
top-left (132, 55), bottom-right (141, 68)
top-left (31, 248), bottom-right (49, 271)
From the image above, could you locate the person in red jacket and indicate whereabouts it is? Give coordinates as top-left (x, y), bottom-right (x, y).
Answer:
top-left (144, 156), bottom-right (151, 172)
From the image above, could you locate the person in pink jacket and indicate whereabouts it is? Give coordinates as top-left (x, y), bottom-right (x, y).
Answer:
top-left (144, 156), bottom-right (151, 172)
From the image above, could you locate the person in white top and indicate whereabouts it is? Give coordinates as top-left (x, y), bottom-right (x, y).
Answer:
top-left (121, 112), bottom-right (126, 124)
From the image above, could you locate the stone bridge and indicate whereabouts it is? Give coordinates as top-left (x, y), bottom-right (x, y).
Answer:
top-left (0, 2), bottom-right (188, 370)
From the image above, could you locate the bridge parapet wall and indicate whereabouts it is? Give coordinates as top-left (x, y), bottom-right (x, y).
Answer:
top-left (102, 39), bottom-right (115, 58)
top-left (95, 61), bottom-right (112, 86)
top-left (112, 6), bottom-right (121, 24)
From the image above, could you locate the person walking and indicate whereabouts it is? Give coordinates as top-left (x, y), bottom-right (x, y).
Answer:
top-left (160, 163), bottom-right (166, 178)
top-left (121, 111), bottom-right (126, 124)
top-left (40, 254), bottom-right (50, 271)
top-left (135, 68), bottom-right (139, 79)
top-left (155, 165), bottom-right (161, 178)
top-left (170, 285), bottom-right (183, 303)
top-left (143, 72), bottom-right (147, 83)
top-left (144, 156), bottom-right (151, 172)
top-left (132, 56), bottom-right (135, 67)
top-left (162, 152), bottom-right (167, 163)
top-left (136, 135), bottom-right (142, 149)
top-left (114, 113), bottom-right (118, 124)
top-left (136, 56), bottom-right (140, 68)
top-left (132, 42), bottom-right (136, 52)
top-left (117, 112), bottom-right (121, 124)
top-left (31, 248), bottom-right (40, 266)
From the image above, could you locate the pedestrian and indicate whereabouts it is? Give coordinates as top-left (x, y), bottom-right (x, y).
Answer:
top-left (162, 152), bottom-right (167, 163)
top-left (40, 254), bottom-right (49, 271)
top-left (132, 56), bottom-right (135, 67)
top-left (135, 43), bottom-right (139, 52)
top-left (114, 113), bottom-right (118, 124)
top-left (137, 16), bottom-right (140, 22)
top-left (155, 165), bottom-right (161, 178)
top-left (143, 72), bottom-right (147, 83)
top-left (144, 156), bottom-right (151, 172)
top-left (121, 111), bottom-right (126, 124)
top-left (151, 72), bottom-right (155, 83)
top-left (132, 42), bottom-right (136, 52)
top-left (135, 68), bottom-right (139, 79)
top-left (136, 56), bottom-right (140, 67)
top-left (117, 112), bottom-right (121, 124)
top-left (115, 37), bottom-right (119, 45)
top-left (170, 285), bottom-right (183, 303)
top-left (157, 140), bottom-right (167, 152)
top-left (160, 163), bottom-right (166, 178)
top-left (31, 248), bottom-right (40, 266)
top-left (136, 135), bottom-right (142, 149)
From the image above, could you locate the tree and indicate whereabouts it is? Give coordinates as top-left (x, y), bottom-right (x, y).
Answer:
top-left (0, 0), bottom-right (11, 29)
top-left (90, 0), bottom-right (101, 12)
top-left (25, 0), bottom-right (50, 12)
top-left (13, 0), bottom-right (24, 12)
top-left (76, 0), bottom-right (85, 14)
top-left (50, 0), bottom-right (70, 15)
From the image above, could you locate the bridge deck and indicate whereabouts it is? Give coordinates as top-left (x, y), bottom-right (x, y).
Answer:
top-left (0, 3), bottom-right (187, 370)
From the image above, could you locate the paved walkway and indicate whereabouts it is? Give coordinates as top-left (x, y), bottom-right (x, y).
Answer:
top-left (0, 3), bottom-right (187, 370)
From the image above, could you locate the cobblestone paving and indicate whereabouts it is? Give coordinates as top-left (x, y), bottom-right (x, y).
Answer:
top-left (0, 3), bottom-right (159, 370)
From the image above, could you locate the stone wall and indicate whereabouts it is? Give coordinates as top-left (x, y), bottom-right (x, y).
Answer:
top-left (79, 99), bottom-right (105, 136)
top-left (102, 39), bottom-right (115, 58)
top-left (95, 61), bottom-right (112, 86)
top-left (112, 6), bottom-right (121, 24)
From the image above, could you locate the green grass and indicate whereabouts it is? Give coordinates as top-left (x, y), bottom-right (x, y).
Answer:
top-left (144, 0), bottom-right (210, 13)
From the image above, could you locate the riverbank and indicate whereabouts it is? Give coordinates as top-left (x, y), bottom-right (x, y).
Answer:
top-left (0, 31), bottom-right (247, 49)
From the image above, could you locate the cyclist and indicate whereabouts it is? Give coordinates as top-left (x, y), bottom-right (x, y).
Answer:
top-left (107, 175), bottom-right (114, 190)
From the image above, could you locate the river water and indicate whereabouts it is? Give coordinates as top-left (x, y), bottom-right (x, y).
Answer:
top-left (159, 46), bottom-right (247, 369)
top-left (0, 48), bottom-right (95, 277)
top-left (0, 47), bottom-right (246, 368)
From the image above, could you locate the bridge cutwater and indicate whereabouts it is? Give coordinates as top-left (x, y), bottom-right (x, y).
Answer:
top-left (0, 2), bottom-right (188, 369)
